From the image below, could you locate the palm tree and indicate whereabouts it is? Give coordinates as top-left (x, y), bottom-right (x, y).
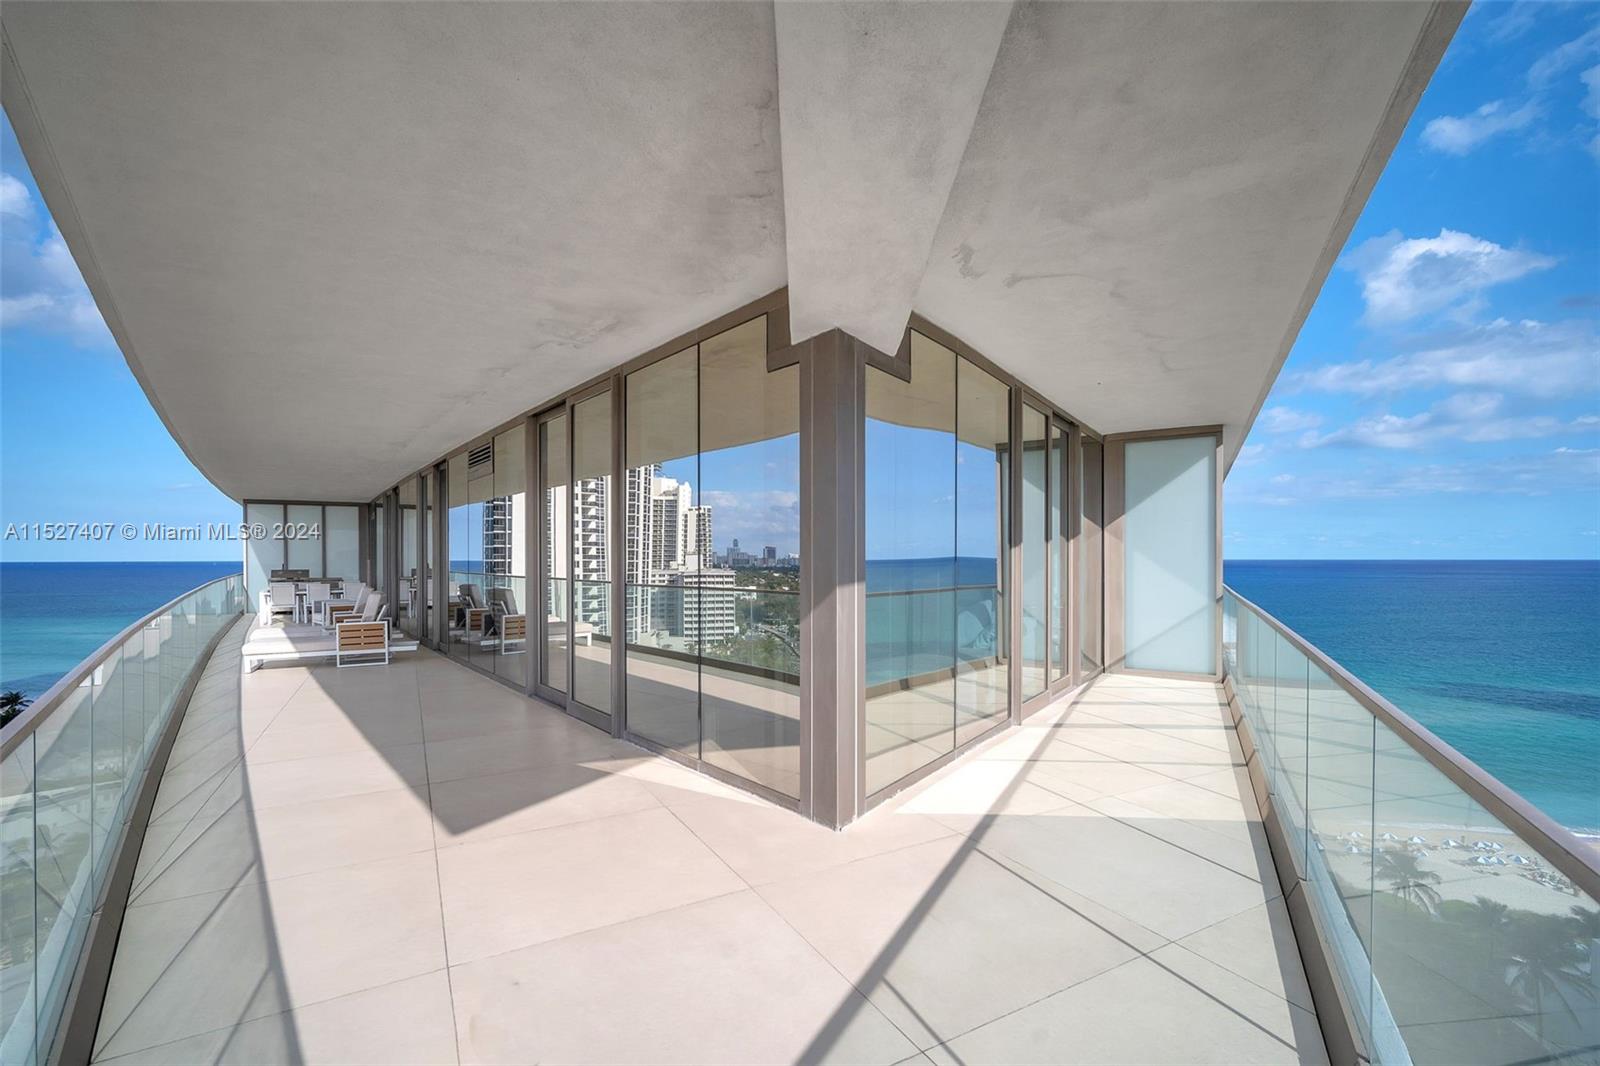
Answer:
top-left (0, 690), bottom-right (30, 729)
top-left (1374, 848), bottom-right (1443, 914)
top-left (1461, 895), bottom-right (1511, 961)
top-left (1505, 912), bottom-right (1592, 1046)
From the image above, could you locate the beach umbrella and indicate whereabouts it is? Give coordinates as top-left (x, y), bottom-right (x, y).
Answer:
top-left (1489, 842), bottom-right (1503, 851)
top-left (1379, 832), bottom-right (1398, 841)
top-left (1443, 838), bottom-right (1463, 848)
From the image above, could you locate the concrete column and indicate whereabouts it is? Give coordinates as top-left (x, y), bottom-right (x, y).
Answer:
top-left (790, 329), bottom-right (874, 829)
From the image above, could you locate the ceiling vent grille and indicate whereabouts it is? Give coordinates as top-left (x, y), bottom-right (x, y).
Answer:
top-left (467, 442), bottom-right (494, 474)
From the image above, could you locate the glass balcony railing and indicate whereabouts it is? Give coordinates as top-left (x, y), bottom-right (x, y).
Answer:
top-left (0, 574), bottom-right (245, 1066)
top-left (1224, 587), bottom-right (1600, 1066)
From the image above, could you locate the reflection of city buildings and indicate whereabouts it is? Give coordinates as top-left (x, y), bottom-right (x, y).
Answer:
top-left (574, 474), bottom-right (609, 630)
top-left (483, 496), bottom-right (514, 575)
top-left (623, 463), bottom-right (738, 643)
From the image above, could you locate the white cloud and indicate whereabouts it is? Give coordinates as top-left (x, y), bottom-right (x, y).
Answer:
top-left (1342, 229), bottom-right (1555, 323)
top-left (1256, 406), bottom-right (1322, 434)
top-left (1292, 318), bottom-right (1599, 399)
top-left (1528, 24), bottom-right (1600, 88)
top-left (1295, 391), bottom-right (1596, 450)
top-left (1421, 100), bottom-right (1540, 155)
top-left (1230, 447), bottom-right (1600, 504)
top-left (0, 174), bottom-right (31, 220)
top-left (0, 174), bottom-right (110, 344)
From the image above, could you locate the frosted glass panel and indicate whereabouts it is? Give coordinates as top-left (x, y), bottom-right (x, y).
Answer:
top-left (285, 504), bottom-right (322, 574)
top-left (324, 506), bottom-right (360, 584)
top-left (1123, 436), bottom-right (1215, 674)
top-left (243, 503), bottom-right (282, 603)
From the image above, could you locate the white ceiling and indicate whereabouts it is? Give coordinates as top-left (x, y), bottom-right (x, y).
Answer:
top-left (1, 1), bottom-right (1461, 501)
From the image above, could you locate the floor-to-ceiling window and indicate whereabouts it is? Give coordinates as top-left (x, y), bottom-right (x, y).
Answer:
top-left (490, 424), bottom-right (528, 687)
top-left (445, 450), bottom-right (477, 663)
top-left (1020, 404), bottom-right (1049, 702)
top-left (865, 332), bottom-right (1011, 795)
top-left (1079, 437), bottom-right (1103, 676)
top-left (398, 477), bottom-right (419, 637)
top-left (626, 346), bottom-right (701, 756)
top-left (622, 316), bottom-right (800, 797)
top-left (325, 506), bottom-right (360, 588)
top-left (371, 497), bottom-right (386, 600)
top-left (420, 471), bottom-right (434, 643)
top-left (571, 391), bottom-right (613, 718)
top-left (539, 412), bottom-right (570, 697)
top-left (1049, 421), bottom-right (1066, 686)
top-left (954, 356), bottom-right (1011, 745)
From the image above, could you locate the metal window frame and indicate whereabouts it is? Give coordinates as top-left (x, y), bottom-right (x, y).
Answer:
top-left (332, 286), bottom-right (1117, 828)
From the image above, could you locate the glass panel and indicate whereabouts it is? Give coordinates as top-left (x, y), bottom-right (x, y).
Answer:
top-left (465, 448), bottom-right (495, 672)
top-left (31, 681), bottom-right (93, 1049)
top-left (285, 503), bottom-right (322, 576)
top-left (625, 347), bottom-right (701, 756)
top-left (447, 453), bottom-right (471, 663)
top-left (243, 502), bottom-right (282, 605)
top-left (398, 479), bottom-right (419, 636)
top-left (418, 480), bottom-right (434, 643)
top-left (1123, 436), bottom-right (1216, 674)
top-left (1273, 631), bottom-right (1310, 876)
top-left (324, 505), bottom-right (360, 588)
top-left (89, 648), bottom-right (126, 888)
top-left (1370, 724), bottom-right (1599, 1065)
top-left (954, 354), bottom-right (1010, 746)
top-left (1079, 437), bottom-right (1103, 675)
top-left (865, 333), bottom-right (956, 795)
top-left (372, 499), bottom-right (386, 598)
top-left (572, 392), bottom-right (613, 716)
top-left (1049, 422), bottom-right (1066, 684)
top-left (491, 425), bottom-right (528, 687)
top-left (1020, 405), bottom-right (1048, 701)
top-left (700, 317), bottom-right (800, 797)
top-left (540, 414), bottom-right (570, 695)
top-left (1304, 664), bottom-right (1376, 1046)
top-left (0, 734), bottom-right (36, 1066)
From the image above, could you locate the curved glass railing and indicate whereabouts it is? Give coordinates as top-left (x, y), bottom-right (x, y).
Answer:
top-left (1224, 587), bottom-right (1599, 1066)
top-left (0, 574), bottom-right (245, 1066)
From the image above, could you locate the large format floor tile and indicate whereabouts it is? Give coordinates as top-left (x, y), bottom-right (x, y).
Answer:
top-left (448, 890), bottom-right (917, 1064)
top-left (436, 806), bottom-right (746, 962)
top-left (94, 631), bottom-right (1323, 1064)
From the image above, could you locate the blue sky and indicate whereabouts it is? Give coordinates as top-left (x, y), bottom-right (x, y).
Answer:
top-left (1224, 2), bottom-right (1600, 559)
top-left (3, 2), bottom-right (1597, 563)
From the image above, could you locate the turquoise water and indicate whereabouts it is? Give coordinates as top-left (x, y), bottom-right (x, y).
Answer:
top-left (1226, 560), bottom-right (1600, 834)
top-left (2, 559), bottom-right (1593, 833)
top-left (0, 561), bottom-right (237, 697)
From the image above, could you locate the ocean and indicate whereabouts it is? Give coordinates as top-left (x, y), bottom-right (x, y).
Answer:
top-left (1226, 560), bottom-right (1600, 835)
top-left (1, 558), bottom-right (1593, 833)
top-left (0, 561), bottom-right (238, 698)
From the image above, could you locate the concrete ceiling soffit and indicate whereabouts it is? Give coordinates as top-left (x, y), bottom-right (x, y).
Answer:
top-left (775, 1), bottom-right (1013, 356)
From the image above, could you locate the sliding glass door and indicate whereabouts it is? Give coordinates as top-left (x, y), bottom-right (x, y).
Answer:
top-left (620, 314), bottom-right (800, 798)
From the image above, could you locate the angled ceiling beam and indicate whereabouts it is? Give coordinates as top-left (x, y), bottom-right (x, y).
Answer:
top-left (776, 0), bottom-right (1013, 356)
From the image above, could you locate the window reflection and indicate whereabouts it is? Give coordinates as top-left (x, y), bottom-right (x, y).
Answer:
top-left (622, 317), bottom-right (800, 796)
top-left (1021, 405), bottom-right (1048, 700)
top-left (866, 333), bottom-right (1012, 795)
top-left (540, 413), bottom-right (570, 695)
top-left (398, 478), bottom-right (419, 637)
top-left (1050, 423), bottom-right (1066, 684)
top-left (955, 356), bottom-right (1010, 745)
top-left (1080, 438), bottom-right (1103, 675)
top-left (491, 425), bottom-right (527, 686)
top-left (572, 392), bottom-right (613, 716)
